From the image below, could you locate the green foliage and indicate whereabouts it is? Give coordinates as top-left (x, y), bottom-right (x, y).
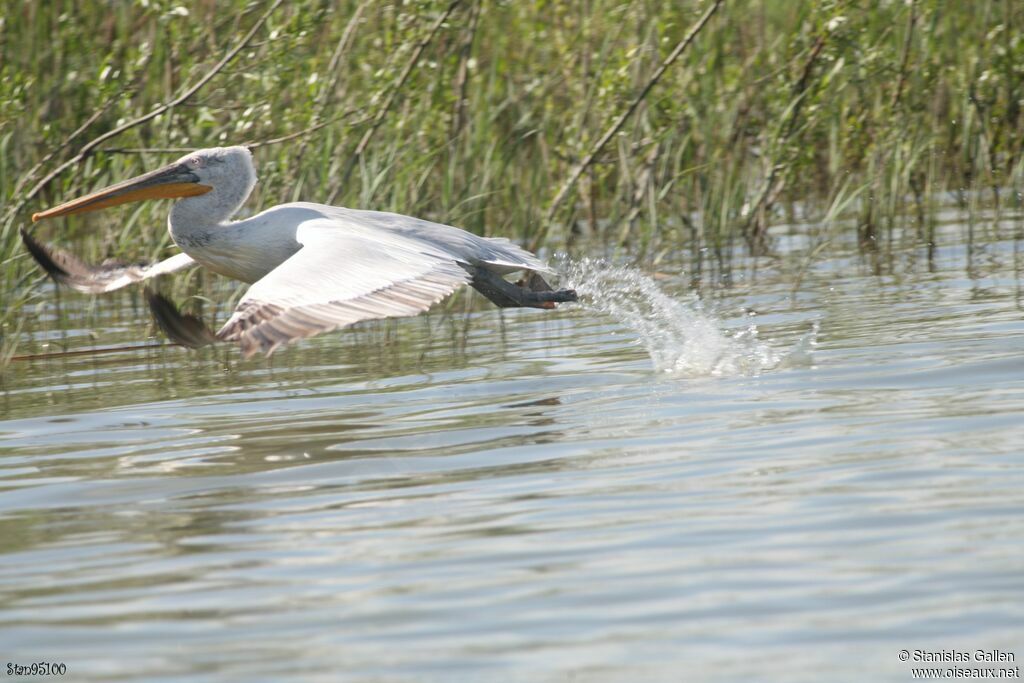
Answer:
top-left (2, 0), bottom-right (1023, 305)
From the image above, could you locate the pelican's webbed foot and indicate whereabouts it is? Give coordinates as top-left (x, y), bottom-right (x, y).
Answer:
top-left (470, 268), bottom-right (578, 310)
top-left (144, 287), bottom-right (219, 349)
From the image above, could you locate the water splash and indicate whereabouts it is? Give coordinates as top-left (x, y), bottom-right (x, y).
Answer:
top-left (559, 257), bottom-right (794, 377)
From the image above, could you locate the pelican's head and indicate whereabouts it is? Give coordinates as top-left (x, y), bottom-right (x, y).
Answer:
top-left (32, 146), bottom-right (257, 224)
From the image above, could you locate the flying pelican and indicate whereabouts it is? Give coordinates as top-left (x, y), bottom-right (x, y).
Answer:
top-left (24, 146), bottom-right (577, 357)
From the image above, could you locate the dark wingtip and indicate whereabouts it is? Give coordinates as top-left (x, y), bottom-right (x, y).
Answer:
top-left (144, 287), bottom-right (219, 349)
top-left (20, 226), bottom-right (73, 283)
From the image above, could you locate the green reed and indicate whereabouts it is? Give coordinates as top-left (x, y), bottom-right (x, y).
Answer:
top-left (2, 0), bottom-right (1023, 360)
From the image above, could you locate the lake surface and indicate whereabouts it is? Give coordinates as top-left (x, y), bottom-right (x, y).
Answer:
top-left (2, 212), bottom-right (1024, 681)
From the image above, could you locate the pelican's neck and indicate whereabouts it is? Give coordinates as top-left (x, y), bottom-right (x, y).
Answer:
top-left (169, 186), bottom-right (249, 232)
top-left (168, 170), bottom-right (255, 244)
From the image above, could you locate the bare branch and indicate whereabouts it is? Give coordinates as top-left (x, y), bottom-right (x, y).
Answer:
top-left (101, 112), bottom-right (370, 155)
top-left (891, 0), bottom-right (917, 109)
top-left (337, 0), bottom-right (462, 190)
top-left (450, 0), bottom-right (482, 140)
top-left (295, 1), bottom-right (370, 159)
top-left (544, 0), bottom-right (723, 228)
top-left (249, 110), bottom-right (369, 149)
top-left (9, 342), bottom-right (176, 362)
top-left (741, 27), bottom-right (831, 243)
top-left (100, 147), bottom-right (197, 155)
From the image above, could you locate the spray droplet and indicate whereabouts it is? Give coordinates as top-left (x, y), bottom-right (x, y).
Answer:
top-left (557, 257), bottom-right (787, 377)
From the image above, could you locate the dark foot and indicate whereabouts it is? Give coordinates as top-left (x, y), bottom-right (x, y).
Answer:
top-left (470, 268), bottom-right (577, 309)
top-left (516, 271), bottom-right (554, 292)
top-left (145, 287), bottom-right (219, 349)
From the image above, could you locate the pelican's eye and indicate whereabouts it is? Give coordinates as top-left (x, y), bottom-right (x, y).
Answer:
top-left (188, 156), bottom-right (204, 168)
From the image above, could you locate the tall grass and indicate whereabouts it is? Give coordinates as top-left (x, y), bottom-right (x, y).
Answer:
top-left (2, 0), bottom-right (1023, 319)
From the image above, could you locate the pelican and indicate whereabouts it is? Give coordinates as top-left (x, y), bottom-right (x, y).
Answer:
top-left (24, 146), bottom-right (577, 357)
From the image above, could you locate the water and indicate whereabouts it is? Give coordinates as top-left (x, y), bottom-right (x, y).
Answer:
top-left (561, 256), bottom-right (789, 375)
top-left (2, 216), bottom-right (1024, 681)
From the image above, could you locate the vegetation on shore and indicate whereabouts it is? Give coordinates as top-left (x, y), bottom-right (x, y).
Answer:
top-left (2, 0), bottom-right (1023, 356)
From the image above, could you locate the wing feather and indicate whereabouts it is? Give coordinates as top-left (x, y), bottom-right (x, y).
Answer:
top-left (216, 219), bottom-right (473, 357)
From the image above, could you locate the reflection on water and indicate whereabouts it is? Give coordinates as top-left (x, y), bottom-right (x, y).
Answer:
top-left (2, 216), bottom-right (1024, 681)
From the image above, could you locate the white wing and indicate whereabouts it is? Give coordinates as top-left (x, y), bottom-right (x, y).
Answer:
top-left (283, 203), bottom-right (553, 274)
top-left (21, 228), bottom-right (195, 293)
top-left (216, 218), bottom-right (474, 357)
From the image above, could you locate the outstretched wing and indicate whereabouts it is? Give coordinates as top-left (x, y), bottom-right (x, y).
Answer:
top-left (21, 228), bottom-right (195, 293)
top-left (216, 219), bottom-right (473, 357)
